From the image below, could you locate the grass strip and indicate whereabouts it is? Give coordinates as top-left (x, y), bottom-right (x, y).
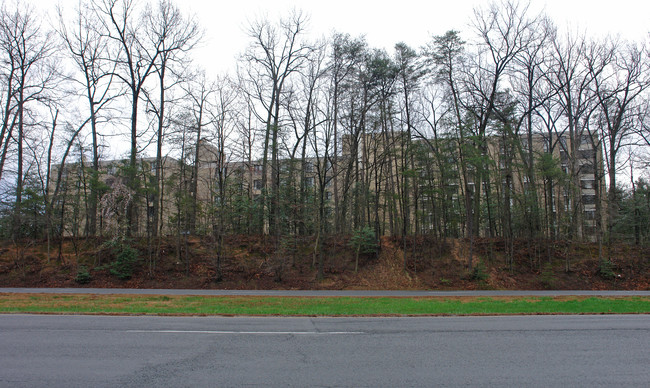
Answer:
top-left (0, 294), bottom-right (648, 316)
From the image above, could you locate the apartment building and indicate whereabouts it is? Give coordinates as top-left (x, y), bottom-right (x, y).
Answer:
top-left (51, 128), bottom-right (604, 241)
top-left (343, 129), bottom-right (605, 240)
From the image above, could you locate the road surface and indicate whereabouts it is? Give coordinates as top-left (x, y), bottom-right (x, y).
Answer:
top-left (1, 314), bottom-right (648, 387)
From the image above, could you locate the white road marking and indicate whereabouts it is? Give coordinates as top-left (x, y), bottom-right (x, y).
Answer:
top-left (126, 330), bottom-right (364, 335)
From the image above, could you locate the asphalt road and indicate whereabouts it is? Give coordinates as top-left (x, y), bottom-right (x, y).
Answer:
top-left (1, 314), bottom-right (648, 387)
top-left (2, 287), bottom-right (649, 296)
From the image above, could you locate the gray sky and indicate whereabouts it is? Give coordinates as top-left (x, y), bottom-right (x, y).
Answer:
top-left (179, 0), bottom-right (649, 74)
top-left (52, 0), bottom-right (649, 75)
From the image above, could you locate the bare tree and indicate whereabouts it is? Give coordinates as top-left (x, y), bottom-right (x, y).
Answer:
top-left (143, 0), bottom-right (200, 238)
top-left (328, 33), bottom-right (366, 233)
top-left (306, 52), bottom-right (334, 279)
top-left (394, 41), bottom-right (425, 268)
top-left (0, 2), bottom-right (57, 238)
top-left (465, 0), bottom-right (539, 239)
top-left (58, 1), bottom-right (119, 236)
top-left (93, 0), bottom-right (162, 235)
top-left (241, 11), bottom-right (311, 235)
top-left (0, 4), bottom-right (18, 186)
top-left (590, 40), bottom-right (650, 243)
top-left (546, 32), bottom-right (600, 241)
top-left (335, 41), bottom-right (377, 235)
top-left (426, 29), bottom-right (477, 269)
top-left (182, 71), bottom-right (215, 234)
top-left (231, 79), bottom-right (259, 233)
top-left (284, 39), bottom-right (328, 276)
top-left (206, 76), bottom-right (237, 281)
top-left (284, 39), bottom-right (327, 236)
top-left (508, 15), bottom-right (556, 239)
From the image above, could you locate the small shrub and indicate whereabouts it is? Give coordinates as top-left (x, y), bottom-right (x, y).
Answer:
top-left (598, 260), bottom-right (616, 279)
top-left (75, 265), bottom-right (92, 284)
top-left (349, 227), bottom-right (378, 256)
top-left (109, 243), bottom-right (139, 280)
top-left (349, 226), bottom-right (379, 272)
top-left (470, 261), bottom-right (488, 281)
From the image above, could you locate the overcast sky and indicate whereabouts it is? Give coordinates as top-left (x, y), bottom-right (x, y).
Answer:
top-left (176, 0), bottom-right (649, 74)
top-left (52, 0), bottom-right (649, 76)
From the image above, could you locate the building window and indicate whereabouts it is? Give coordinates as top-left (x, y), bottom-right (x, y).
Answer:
top-left (305, 177), bottom-right (314, 187)
top-left (304, 162), bottom-right (314, 173)
top-left (579, 149), bottom-right (596, 160)
top-left (254, 164), bottom-right (263, 173)
top-left (581, 179), bottom-right (595, 189)
top-left (583, 194), bottom-right (596, 205)
top-left (253, 180), bottom-right (263, 190)
top-left (581, 163), bottom-right (595, 174)
top-left (559, 150), bottom-right (568, 162)
top-left (325, 191), bottom-right (332, 201)
top-left (564, 193), bottom-right (571, 211)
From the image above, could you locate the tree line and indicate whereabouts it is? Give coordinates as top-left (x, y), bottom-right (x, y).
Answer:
top-left (1, 0), bottom-right (649, 276)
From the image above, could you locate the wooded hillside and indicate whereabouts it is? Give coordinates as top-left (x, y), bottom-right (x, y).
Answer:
top-left (1, 1), bottom-right (649, 284)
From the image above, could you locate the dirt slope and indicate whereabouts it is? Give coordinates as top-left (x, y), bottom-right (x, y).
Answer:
top-left (0, 236), bottom-right (648, 290)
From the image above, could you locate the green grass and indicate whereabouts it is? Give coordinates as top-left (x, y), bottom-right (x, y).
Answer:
top-left (1, 294), bottom-right (649, 316)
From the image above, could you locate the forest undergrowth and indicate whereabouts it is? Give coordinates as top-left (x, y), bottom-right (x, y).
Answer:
top-left (0, 236), bottom-right (648, 290)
